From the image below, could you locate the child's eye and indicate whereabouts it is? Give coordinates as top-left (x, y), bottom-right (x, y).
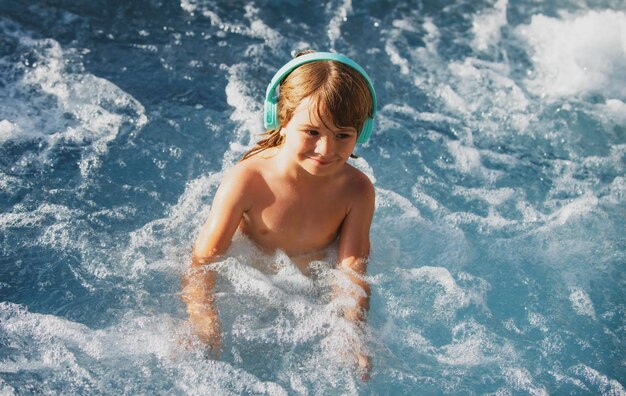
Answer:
top-left (305, 130), bottom-right (319, 137)
top-left (336, 133), bottom-right (353, 140)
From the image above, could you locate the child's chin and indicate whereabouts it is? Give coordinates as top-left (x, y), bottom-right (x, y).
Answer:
top-left (303, 163), bottom-right (338, 176)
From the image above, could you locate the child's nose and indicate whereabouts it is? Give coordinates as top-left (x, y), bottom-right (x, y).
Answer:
top-left (315, 137), bottom-right (334, 155)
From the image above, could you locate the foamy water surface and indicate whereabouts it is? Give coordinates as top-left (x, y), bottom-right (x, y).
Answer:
top-left (1, 0), bottom-right (625, 394)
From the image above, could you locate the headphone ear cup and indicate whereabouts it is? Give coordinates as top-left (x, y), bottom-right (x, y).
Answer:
top-left (357, 118), bottom-right (373, 144)
top-left (264, 101), bottom-right (280, 130)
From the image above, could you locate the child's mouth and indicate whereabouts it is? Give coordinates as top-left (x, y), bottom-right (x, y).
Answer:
top-left (308, 157), bottom-right (333, 165)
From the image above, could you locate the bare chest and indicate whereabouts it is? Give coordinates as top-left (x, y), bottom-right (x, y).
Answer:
top-left (241, 189), bottom-right (347, 255)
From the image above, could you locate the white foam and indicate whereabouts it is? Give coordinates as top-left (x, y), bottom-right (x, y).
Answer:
top-left (382, 4), bottom-right (535, 163)
top-left (0, 203), bottom-right (75, 234)
top-left (548, 370), bottom-right (590, 393)
top-left (568, 288), bottom-right (597, 320)
top-left (454, 186), bottom-right (516, 206)
top-left (443, 186), bottom-right (523, 230)
top-left (601, 99), bottom-right (626, 124)
top-left (243, 4), bottom-right (282, 50)
top-left (179, 0), bottom-right (197, 13)
top-left (570, 364), bottom-right (626, 395)
top-left (471, 0), bottom-right (508, 51)
top-left (403, 266), bottom-right (466, 308)
top-left (502, 318), bottom-right (524, 335)
top-left (436, 320), bottom-right (516, 369)
top-left (0, 202), bottom-right (125, 288)
top-left (402, 326), bottom-right (435, 353)
top-left (502, 367), bottom-right (549, 396)
top-left (517, 10), bottom-right (626, 100)
top-left (179, 3), bottom-right (282, 51)
top-left (411, 185), bottom-right (443, 214)
top-left (546, 194), bottom-right (599, 227)
top-left (437, 85), bottom-right (468, 115)
top-left (527, 312), bottom-right (548, 333)
top-left (117, 173), bottom-right (222, 279)
top-left (326, 0), bottom-right (352, 50)
top-left (0, 302), bottom-right (177, 369)
top-left (320, 314), bottom-right (370, 369)
top-left (422, 17), bottom-right (440, 54)
top-left (436, 321), bottom-right (492, 366)
top-left (186, 249), bottom-right (363, 365)
top-left (400, 267), bottom-right (489, 319)
top-left (224, 63), bottom-right (264, 164)
top-left (385, 15), bottom-right (421, 76)
top-left (445, 57), bottom-right (531, 133)
top-left (0, 301), bottom-right (299, 393)
top-left (444, 210), bottom-right (516, 230)
top-left (540, 332), bottom-right (564, 355)
top-left (0, 120), bottom-right (24, 143)
top-left (0, 378), bottom-right (15, 395)
top-left (0, 20), bottom-right (147, 177)
top-left (603, 175), bottom-right (625, 205)
top-left (447, 140), bottom-right (481, 173)
top-left (376, 188), bottom-right (421, 221)
top-left (184, 250), bottom-right (370, 391)
top-left (385, 40), bottom-right (411, 76)
top-left (175, 358), bottom-right (288, 395)
top-left (383, 14), bottom-right (442, 90)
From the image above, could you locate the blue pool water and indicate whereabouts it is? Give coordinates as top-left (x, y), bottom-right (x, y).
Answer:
top-left (1, 0), bottom-right (625, 394)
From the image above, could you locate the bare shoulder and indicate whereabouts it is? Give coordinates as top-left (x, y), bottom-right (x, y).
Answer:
top-left (221, 156), bottom-right (265, 186)
top-left (342, 164), bottom-right (375, 205)
top-left (343, 164), bottom-right (374, 191)
top-left (214, 157), bottom-right (267, 211)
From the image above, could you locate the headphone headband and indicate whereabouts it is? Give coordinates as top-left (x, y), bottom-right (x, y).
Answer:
top-left (264, 52), bottom-right (377, 144)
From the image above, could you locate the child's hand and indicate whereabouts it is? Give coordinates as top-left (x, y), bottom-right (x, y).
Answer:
top-left (357, 352), bottom-right (372, 381)
top-left (189, 308), bottom-right (222, 358)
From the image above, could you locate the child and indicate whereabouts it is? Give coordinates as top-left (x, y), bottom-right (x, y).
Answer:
top-left (181, 50), bottom-right (377, 378)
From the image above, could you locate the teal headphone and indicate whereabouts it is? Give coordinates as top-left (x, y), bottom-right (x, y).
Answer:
top-left (264, 52), bottom-right (377, 144)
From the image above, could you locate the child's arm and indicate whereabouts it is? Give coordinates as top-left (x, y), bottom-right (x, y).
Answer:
top-left (181, 167), bottom-right (250, 356)
top-left (336, 173), bottom-right (375, 378)
top-left (337, 174), bottom-right (375, 320)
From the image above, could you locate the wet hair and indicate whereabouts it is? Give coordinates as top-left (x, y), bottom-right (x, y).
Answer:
top-left (241, 50), bottom-right (374, 161)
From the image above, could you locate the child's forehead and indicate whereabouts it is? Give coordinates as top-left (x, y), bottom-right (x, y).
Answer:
top-left (293, 97), bottom-right (318, 118)
top-left (293, 97), bottom-right (354, 130)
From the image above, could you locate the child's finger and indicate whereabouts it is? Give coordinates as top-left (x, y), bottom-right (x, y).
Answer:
top-left (357, 353), bottom-right (372, 381)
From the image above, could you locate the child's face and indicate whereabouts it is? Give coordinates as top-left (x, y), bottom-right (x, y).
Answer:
top-left (281, 97), bottom-right (358, 177)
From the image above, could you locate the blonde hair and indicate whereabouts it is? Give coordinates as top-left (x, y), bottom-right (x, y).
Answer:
top-left (242, 50), bottom-right (374, 161)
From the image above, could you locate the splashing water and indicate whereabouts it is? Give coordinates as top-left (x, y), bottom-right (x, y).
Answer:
top-left (1, 1), bottom-right (625, 394)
